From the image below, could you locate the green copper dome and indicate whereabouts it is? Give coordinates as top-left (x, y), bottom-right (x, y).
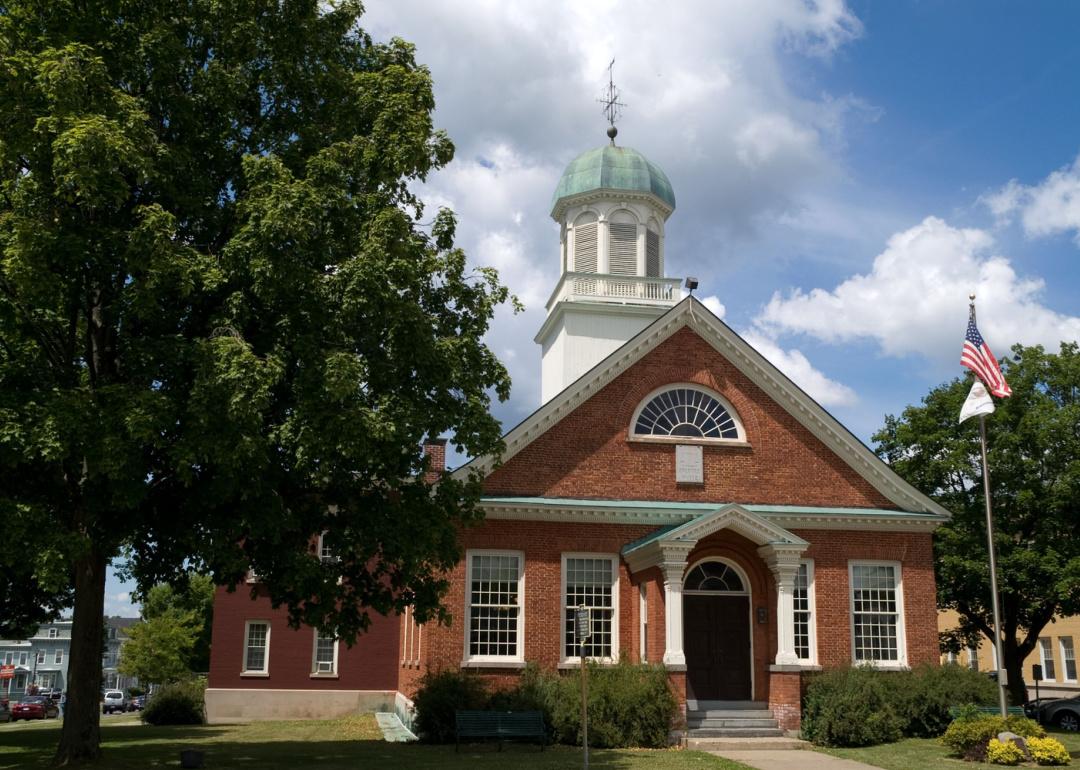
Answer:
top-left (551, 145), bottom-right (675, 214)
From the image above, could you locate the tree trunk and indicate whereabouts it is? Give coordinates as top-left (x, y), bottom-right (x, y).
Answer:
top-left (1002, 635), bottom-right (1029, 706)
top-left (54, 549), bottom-right (107, 765)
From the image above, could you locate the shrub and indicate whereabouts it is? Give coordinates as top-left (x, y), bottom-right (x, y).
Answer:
top-left (891, 664), bottom-right (998, 738)
top-left (801, 666), bottom-right (903, 747)
top-left (140, 679), bottom-right (205, 726)
top-left (412, 670), bottom-right (489, 743)
top-left (986, 738), bottom-right (1025, 765)
top-left (941, 714), bottom-right (1045, 760)
top-left (1027, 736), bottom-right (1071, 766)
top-left (412, 662), bottom-right (677, 748)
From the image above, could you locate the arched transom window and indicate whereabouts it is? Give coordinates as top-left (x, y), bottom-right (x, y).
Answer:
top-left (684, 562), bottom-right (745, 592)
top-left (631, 385), bottom-right (742, 441)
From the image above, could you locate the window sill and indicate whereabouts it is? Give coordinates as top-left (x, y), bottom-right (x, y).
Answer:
top-left (558, 659), bottom-right (617, 669)
top-left (627, 436), bottom-right (751, 448)
top-left (240, 672), bottom-right (269, 678)
top-left (770, 663), bottom-right (821, 672)
top-left (853, 661), bottom-right (908, 670)
top-left (460, 660), bottom-right (526, 670)
top-left (309, 673), bottom-right (339, 680)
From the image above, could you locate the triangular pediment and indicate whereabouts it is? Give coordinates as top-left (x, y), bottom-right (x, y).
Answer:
top-left (620, 504), bottom-right (809, 574)
top-left (454, 297), bottom-right (949, 519)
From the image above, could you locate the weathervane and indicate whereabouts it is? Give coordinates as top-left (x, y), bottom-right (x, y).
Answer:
top-left (597, 59), bottom-right (625, 145)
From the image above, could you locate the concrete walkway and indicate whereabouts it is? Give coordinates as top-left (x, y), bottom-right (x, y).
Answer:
top-left (708, 749), bottom-right (881, 770)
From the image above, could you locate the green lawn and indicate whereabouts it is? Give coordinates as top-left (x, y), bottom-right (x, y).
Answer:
top-left (817, 729), bottom-right (1080, 770)
top-left (0, 714), bottom-right (752, 770)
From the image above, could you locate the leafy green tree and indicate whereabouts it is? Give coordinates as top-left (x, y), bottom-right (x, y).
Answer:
top-left (0, 1), bottom-right (512, 763)
top-left (116, 573), bottom-right (216, 682)
top-left (118, 609), bottom-right (200, 686)
top-left (875, 343), bottom-right (1080, 705)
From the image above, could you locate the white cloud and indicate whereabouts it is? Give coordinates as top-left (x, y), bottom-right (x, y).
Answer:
top-left (700, 295), bottom-right (727, 319)
top-left (740, 330), bottom-right (857, 406)
top-left (984, 155), bottom-right (1080, 242)
top-left (757, 216), bottom-right (1080, 362)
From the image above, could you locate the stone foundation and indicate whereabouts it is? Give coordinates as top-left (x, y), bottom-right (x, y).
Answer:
top-left (204, 688), bottom-right (398, 723)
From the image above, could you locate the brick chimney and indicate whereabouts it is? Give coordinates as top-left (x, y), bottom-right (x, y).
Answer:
top-left (422, 438), bottom-right (447, 483)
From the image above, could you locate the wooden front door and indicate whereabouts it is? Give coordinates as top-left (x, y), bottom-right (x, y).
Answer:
top-left (684, 594), bottom-right (752, 701)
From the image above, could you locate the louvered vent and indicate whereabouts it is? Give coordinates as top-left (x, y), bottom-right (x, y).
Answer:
top-left (609, 223), bottom-right (637, 275)
top-left (646, 230), bottom-right (661, 277)
top-left (574, 222), bottom-right (598, 272)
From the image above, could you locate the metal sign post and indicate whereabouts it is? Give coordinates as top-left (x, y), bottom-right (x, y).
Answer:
top-left (575, 605), bottom-right (591, 770)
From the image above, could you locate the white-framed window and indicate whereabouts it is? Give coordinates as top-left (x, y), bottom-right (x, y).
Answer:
top-left (317, 531), bottom-right (338, 563)
top-left (2, 652), bottom-right (11, 665)
top-left (48, 628), bottom-right (58, 639)
top-left (1040, 637), bottom-right (1057, 681)
top-left (36, 650), bottom-right (45, 665)
top-left (562, 554), bottom-right (619, 662)
top-left (14, 673), bottom-right (26, 691)
top-left (967, 645), bottom-right (979, 670)
top-left (311, 629), bottom-right (338, 675)
top-left (36, 672), bottom-right (56, 689)
top-left (946, 651), bottom-right (958, 664)
top-left (243, 621), bottom-right (270, 674)
top-left (18, 652), bottom-right (28, 667)
top-left (629, 384), bottom-right (745, 444)
top-left (1061, 637), bottom-right (1077, 682)
top-left (54, 649), bottom-right (63, 665)
top-left (793, 560), bottom-right (817, 664)
top-left (849, 562), bottom-right (905, 666)
top-left (639, 583), bottom-right (647, 661)
top-left (464, 550), bottom-right (524, 663)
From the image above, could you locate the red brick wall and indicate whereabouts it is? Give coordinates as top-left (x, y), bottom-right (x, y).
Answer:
top-left (484, 327), bottom-right (895, 509)
top-left (769, 670), bottom-right (802, 730)
top-left (422, 519), bottom-right (657, 672)
top-left (795, 529), bottom-right (938, 667)
top-left (208, 585), bottom-right (400, 691)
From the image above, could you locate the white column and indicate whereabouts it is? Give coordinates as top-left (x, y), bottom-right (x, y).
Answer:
top-left (759, 544), bottom-right (804, 667)
top-left (661, 560), bottom-right (687, 667)
top-left (597, 213), bottom-right (610, 274)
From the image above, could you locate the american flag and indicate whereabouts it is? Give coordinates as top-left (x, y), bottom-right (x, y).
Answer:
top-left (961, 309), bottom-right (1011, 398)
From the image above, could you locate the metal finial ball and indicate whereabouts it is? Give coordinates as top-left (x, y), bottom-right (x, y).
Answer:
top-left (969, 293), bottom-right (976, 301)
top-left (607, 125), bottom-right (618, 141)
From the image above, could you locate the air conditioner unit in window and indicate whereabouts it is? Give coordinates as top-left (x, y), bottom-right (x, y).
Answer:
top-left (316, 661), bottom-right (333, 673)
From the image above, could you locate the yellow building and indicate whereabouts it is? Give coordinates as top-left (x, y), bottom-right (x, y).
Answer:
top-left (939, 610), bottom-right (1080, 699)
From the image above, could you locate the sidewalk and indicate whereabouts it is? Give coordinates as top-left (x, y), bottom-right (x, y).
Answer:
top-left (708, 749), bottom-right (881, 770)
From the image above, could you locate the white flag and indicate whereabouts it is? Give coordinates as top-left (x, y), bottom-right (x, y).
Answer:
top-left (959, 380), bottom-right (996, 423)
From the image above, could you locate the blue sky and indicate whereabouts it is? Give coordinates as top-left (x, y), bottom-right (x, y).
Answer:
top-left (103, 1), bottom-right (1080, 616)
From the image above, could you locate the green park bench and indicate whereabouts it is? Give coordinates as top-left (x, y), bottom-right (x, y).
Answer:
top-left (454, 709), bottom-right (547, 752)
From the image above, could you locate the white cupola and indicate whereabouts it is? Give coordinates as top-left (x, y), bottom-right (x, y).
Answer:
top-left (535, 139), bottom-right (679, 403)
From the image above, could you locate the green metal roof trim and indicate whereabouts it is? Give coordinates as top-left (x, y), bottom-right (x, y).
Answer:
top-left (551, 145), bottom-right (676, 210)
top-left (480, 496), bottom-right (947, 519)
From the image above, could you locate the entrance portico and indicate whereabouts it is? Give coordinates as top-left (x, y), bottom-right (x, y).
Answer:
top-left (622, 504), bottom-right (810, 703)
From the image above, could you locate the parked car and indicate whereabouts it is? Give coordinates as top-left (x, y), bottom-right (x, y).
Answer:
top-left (1028, 695), bottom-right (1080, 730)
top-left (11, 696), bottom-right (59, 721)
top-left (101, 690), bottom-right (128, 715)
top-left (129, 696), bottom-right (146, 711)
top-left (0, 701), bottom-right (10, 723)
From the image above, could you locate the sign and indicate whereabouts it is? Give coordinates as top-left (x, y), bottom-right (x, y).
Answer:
top-left (575, 606), bottom-right (591, 643)
top-left (1032, 664), bottom-right (1043, 682)
top-left (0, 665), bottom-right (13, 680)
top-left (675, 444), bottom-right (703, 484)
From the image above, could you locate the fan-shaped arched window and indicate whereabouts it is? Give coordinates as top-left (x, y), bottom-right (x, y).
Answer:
top-left (631, 385), bottom-right (742, 441)
top-left (684, 562), bottom-right (745, 592)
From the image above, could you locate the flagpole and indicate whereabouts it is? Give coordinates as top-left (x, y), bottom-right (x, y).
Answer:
top-left (971, 296), bottom-right (1009, 718)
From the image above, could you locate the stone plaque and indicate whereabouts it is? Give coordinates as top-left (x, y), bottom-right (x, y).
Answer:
top-left (675, 444), bottom-right (703, 484)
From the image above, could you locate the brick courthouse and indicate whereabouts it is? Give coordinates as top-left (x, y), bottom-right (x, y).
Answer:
top-left (206, 138), bottom-right (949, 732)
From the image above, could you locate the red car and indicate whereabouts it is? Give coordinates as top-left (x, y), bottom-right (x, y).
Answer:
top-left (11, 696), bottom-right (59, 720)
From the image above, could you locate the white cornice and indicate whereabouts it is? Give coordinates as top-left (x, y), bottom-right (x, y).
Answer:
top-left (551, 188), bottom-right (674, 222)
top-left (456, 297), bottom-right (950, 520)
top-left (479, 501), bottom-right (946, 534)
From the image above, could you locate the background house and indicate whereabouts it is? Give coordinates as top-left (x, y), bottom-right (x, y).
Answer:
top-left (0, 620), bottom-right (72, 699)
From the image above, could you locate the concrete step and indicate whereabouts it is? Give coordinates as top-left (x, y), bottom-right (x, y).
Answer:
top-left (688, 709), bottom-right (775, 720)
top-left (687, 717), bottom-right (780, 729)
top-left (688, 736), bottom-right (809, 751)
top-left (687, 727), bottom-right (785, 738)
top-left (688, 700), bottom-right (768, 711)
